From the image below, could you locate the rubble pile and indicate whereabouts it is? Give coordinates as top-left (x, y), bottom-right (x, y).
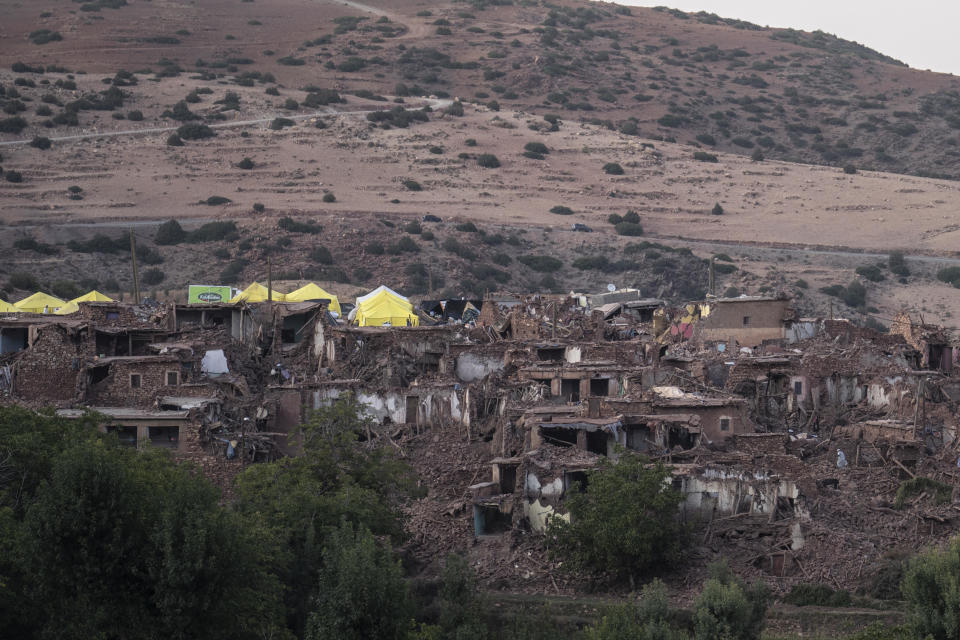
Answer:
top-left (4, 290), bottom-right (960, 594)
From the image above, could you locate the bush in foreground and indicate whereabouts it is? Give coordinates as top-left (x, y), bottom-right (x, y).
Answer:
top-left (547, 453), bottom-right (684, 584)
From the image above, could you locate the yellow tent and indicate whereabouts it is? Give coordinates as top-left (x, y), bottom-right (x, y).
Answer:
top-left (284, 283), bottom-right (341, 316)
top-left (55, 301), bottom-right (80, 315)
top-left (354, 287), bottom-right (418, 327)
top-left (229, 282), bottom-right (286, 303)
top-left (71, 290), bottom-right (114, 303)
top-left (14, 292), bottom-right (66, 314)
top-left (0, 299), bottom-right (17, 313)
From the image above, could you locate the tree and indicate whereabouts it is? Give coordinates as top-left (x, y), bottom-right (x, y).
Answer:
top-left (9, 424), bottom-right (287, 640)
top-left (902, 536), bottom-right (960, 640)
top-left (711, 203), bottom-right (724, 215)
top-left (588, 579), bottom-right (687, 640)
top-left (477, 153), bottom-right (500, 168)
top-left (547, 453), bottom-right (685, 584)
top-left (693, 561), bottom-right (769, 640)
top-left (235, 394), bottom-right (418, 635)
top-left (155, 219), bottom-right (186, 245)
top-left (306, 520), bottom-right (412, 640)
top-left (603, 162), bottom-right (624, 175)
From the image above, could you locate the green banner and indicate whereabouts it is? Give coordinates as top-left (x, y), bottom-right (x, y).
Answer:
top-left (188, 285), bottom-right (232, 304)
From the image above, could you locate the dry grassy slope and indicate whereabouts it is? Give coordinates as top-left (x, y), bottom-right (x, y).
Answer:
top-left (5, 0), bottom-right (960, 179)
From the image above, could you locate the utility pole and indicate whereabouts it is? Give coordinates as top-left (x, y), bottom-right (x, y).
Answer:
top-left (267, 257), bottom-right (273, 305)
top-left (709, 257), bottom-right (715, 296)
top-left (829, 301), bottom-right (833, 320)
top-left (129, 229), bottom-right (140, 304)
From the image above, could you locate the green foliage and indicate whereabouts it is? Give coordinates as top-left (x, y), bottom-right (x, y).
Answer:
top-left (305, 521), bottom-right (412, 640)
top-left (8, 272), bottom-right (40, 290)
top-left (550, 205), bottom-right (574, 215)
top-left (694, 151), bottom-right (718, 163)
top-left (477, 153), bottom-right (500, 168)
top-left (937, 266), bottom-right (960, 287)
top-left (603, 162), bottom-right (624, 175)
top-left (615, 222), bottom-right (644, 236)
top-left (0, 409), bottom-right (286, 639)
top-left (187, 220), bottom-right (238, 242)
top-left (176, 122), bottom-right (215, 139)
top-left (903, 537), bottom-right (960, 640)
top-left (782, 583), bottom-right (853, 607)
top-left (13, 237), bottom-right (57, 255)
top-left (166, 134), bottom-right (184, 146)
top-left (456, 221), bottom-right (479, 232)
top-left (445, 100), bottom-right (465, 116)
top-left (323, 192), bottom-right (337, 203)
top-left (893, 477), bottom-right (952, 509)
top-left (366, 106), bottom-right (429, 128)
top-left (67, 233), bottom-right (126, 254)
top-left (693, 561), bottom-right (769, 640)
top-left (140, 267), bottom-right (165, 285)
top-left (236, 394), bottom-right (417, 635)
top-left (396, 236), bottom-right (420, 253)
top-left (310, 246), bottom-right (333, 264)
top-left (547, 454), bottom-right (685, 582)
top-left (203, 195), bottom-right (231, 206)
top-left (155, 219), bottom-right (186, 245)
top-left (587, 580), bottom-right (687, 640)
top-left (795, 279), bottom-right (809, 289)
top-left (279, 216), bottom-right (322, 234)
top-left (889, 251), bottom-right (910, 276)
top-left (403, 179), bottom-right (423, 191)
top-left (525, 141), bottom-right (549, 154)
top-left (270, 117), bottom-right (296, 130)
top-left (237, 157), bottom-right (255, 169)
top-left (518, 255), bottom-right (562, 272)
top-left (856, 265), bottom-right (885, 282)
top-left (711, 203), bottom-right (724, 215)
top-left (844, 165), bottom-right (858, 174)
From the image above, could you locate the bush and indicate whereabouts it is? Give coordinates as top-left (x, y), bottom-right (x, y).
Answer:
top-left (140, 268), bottom-right (165, 285)
top-left (712, 203), bottom-right (724, 215)
top-left (323, 192), bottom-right (336, 203)
top-left (269, 117), bottom-right (295, 130)
top-left (465, 138), bottom-right (477, 147)
top-left (30, 137), bottom-right (52, 150)
top-left (0, 116), bottom-right (28, 134)
top-left (547, 454), bottom-right (685, 582)
top-left (404, 221), bottom-right (422, 234)
top-left (166, 134), bottom-right (184, 146)
top-left (203, 196), bottom-right (231, 206)
top-left (518, 255), bottom-right (562, 272)
top-left (588, 580), bottom-right (687, 640)
top-left (477, 153), bottom-right (500, 168)
top-left (889, 251), bottom-right (910, 276)
top-left (843, 280), bottom-right (867, 307)
top-left (188, 221), bottom-right (237, 242)
top-left (155, 219), bottom-right (186, 245)
top-left (524, 142), bottom-right (549, 154)
top-left (445, 100), bottom-right (464, 117)
top-left (856, 265), bottom-right (885, 282)
top-left (236, 157), bottom-right (255, 169)
top-left (696, 133), bottom-right (716, 146)
top-left (365, 241), bottom-right (384, 255)
top-left (176, 123), bottom-right (215, 139)
top-left (623, 210), bottom-right (640, 224)
top-left (278, 217), bottom-right (322, 234)
top-left (127, 110), bottom-right (143, 121)
top-left (902, 537), bottom-right (960, 640)
top-left (455, 222), bottom-right (478, 232)
top-left (614, 222), bottom-right (644, 236)
top-left (694, 151), bottom-right (718, 163)
top-left (893, 477), bottom-right (952, 509)
top-left (283, 98), bottom-right (299, 110)
top-left (694, 561), bottom-right (769, 640)
top-left (252, 203), bottom-right (265, 213)
top-left (9, 272), bottom-right (40, 291)
top-left (13, 237), bottom-right (57, 255)
top-left (5, 171), bottom-right (24, 183)
top-left (402, 179), bottom-right (422, 191)
top-left (937, 266), bottom-right (960, 287)
top-left (305, 521), bottom-right (412, 640)
top-left (603, 162), bottom-right (624, 175)
top-left (782, 584), bottom-right (853, 608)
top-left (310, 246), bottom-right (333, 264)
top-left (29, 29), bottom-right (63, 45)
top-left (608, 214), bottom-right (623, 225)
top-left (844, 165), bottom-right (858, 174)
top-left (550, 205), bottom-right (574, 215)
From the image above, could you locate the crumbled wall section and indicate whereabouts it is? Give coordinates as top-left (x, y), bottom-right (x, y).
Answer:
top-left (13, 325), bottom-right (83, 406)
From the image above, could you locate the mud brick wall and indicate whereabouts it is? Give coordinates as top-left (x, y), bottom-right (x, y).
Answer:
top-left (733, 433), bottom-right (788, 456)
top-left (173, 420), bottom-right (245, 500)
top-left (14, 326), bottom-right (83, 405)
top-left (89, 359), bottom-right (184, 408)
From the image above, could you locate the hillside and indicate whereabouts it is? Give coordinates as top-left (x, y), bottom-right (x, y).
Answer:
top-left (4, 0), bottom-right (960, 178)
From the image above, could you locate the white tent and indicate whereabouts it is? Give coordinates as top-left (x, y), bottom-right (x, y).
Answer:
top-left (355, 285), bottom-right (409, 306)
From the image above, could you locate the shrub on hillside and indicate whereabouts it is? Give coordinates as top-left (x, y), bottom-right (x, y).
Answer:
top-left (603, 162), bottom-right (624, 175)
top-left (550, 205), bottom-right (574, 215)
top-left (694, 151), bottom-right (718, 163)
top-left (615, 222), bottom-right (644, 236)
top-left (155, 219), bottom-right (186, 245)
top-left (477, 153), bottom-right (500, 168)
top-left (518, 255), bottom-right (562, 272)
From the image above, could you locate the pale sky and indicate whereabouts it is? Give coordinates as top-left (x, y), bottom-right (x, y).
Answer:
top-left (618, 1), bottom-right (960, 76)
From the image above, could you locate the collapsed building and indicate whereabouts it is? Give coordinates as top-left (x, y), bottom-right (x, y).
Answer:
top-left (3, 290), bottom-right (960, 592)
